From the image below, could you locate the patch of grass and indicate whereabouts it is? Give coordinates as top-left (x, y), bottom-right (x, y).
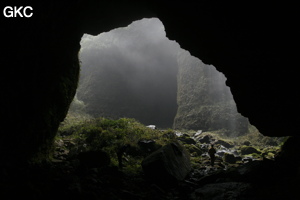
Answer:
top-left (234, 125), bottom-right (286, 148)
top-left (183, 125), bottom-right (286, 149)
top-left (56, 114), bottom-right (175, 172)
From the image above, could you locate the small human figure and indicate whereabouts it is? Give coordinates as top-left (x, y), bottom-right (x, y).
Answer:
top-left (116, 144), bottom-right (131, 169)
top-left (208, 144), bottom-right (216, 166)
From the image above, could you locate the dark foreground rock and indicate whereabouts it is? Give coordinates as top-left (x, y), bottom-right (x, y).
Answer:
top-left (223, 153), bottom-right (237, 164)
top-left (0, 156), bottom-right (299, 200)
top-left (1, 135), bottom-right (300, 200)
top-left (141, 141), bottom-right (191, 185)
top-left (192, 182), bottom-right (253, 200)
top-left (178, 134), bottom-right (197, 145)
top-left (198, 135), bottom-right (212, 144)
top-left (77, 150), bottom-right (110, 169)
top-left (215, 139), bottom-right (234, 148)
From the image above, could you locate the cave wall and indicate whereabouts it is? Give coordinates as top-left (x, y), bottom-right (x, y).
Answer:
top-left (155, 2), bottom-right (300, 137)
top-left (1, 0), bottom-right (299, 161)
top-left (76, 1), bottom-right (300, 138)
top-left (174, 50), bottom-right (249, 135)
top-left (1, 1), bottom-right (82, 161)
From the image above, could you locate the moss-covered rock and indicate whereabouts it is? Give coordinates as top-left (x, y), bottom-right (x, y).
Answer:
top-left (178, 134), bottom-right (196, 144)
top-left (184, 144), bottom-right (202, 156)
top-left (215, 139), bottom-right (234, 148)
top-left (240, 146), bottom-right (261, 155)
top-left (141, 141), bottom-right (191, 184)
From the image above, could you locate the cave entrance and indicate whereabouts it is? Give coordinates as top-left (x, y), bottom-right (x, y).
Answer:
top-left (60, 17), bottom-right (286, 162)
top-left (72, 17), bottom-right (249, 136)
top-left (75, 18), bottom-right (178, 128)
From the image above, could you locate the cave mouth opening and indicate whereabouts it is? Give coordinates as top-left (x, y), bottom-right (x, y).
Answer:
top-left (65, 17), bottom-right (285, 146)
top-left (53, 17), bottom-right (288, 186)
top-left (75, 18), bottom-right (178, 128)
top-left (72, 17), bottom-right (245, 135)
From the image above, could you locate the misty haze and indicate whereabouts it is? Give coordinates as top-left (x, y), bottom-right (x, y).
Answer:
top-left (74, 18), bottom-right (249, 135)
top-left (77, 18), bottom-right (178, 128)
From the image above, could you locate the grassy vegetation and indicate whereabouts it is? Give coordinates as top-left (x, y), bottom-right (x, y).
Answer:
top-left (56, 112), bottom-right (176, 173)
top-left (56, 111), bottom-right (287, 175)
top-left (239, 125), bottom-right (287, 146)
top-left (182, 124), bottom-right (286, 149)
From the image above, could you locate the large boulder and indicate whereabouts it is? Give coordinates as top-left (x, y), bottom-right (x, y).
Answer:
top-left (198, 135), bottom-right (212, 144)
top-left (184, 144), bottom-right (202, 156)
top-left (223, 153), bottom-right (237, 164)
top-left (240, 146), bottom-right (261, 155)
top-left (141, 141), bottom-right (191, 184)
top-left (192, 182), bottom-right (252, 200)
top-left (215, 140), bottom-right (234, 148)
top-left (178, 134), bottom-right (197, 144)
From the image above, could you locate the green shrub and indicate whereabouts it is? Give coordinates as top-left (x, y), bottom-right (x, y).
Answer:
top-left (57, 115), bottom-right (174, 173)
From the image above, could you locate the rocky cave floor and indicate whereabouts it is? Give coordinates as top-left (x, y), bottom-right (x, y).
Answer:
top-left (1, 133), bottom-right (300, 200)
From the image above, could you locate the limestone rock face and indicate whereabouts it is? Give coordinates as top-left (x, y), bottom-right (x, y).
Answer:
top-left (141, 142), bottom-right (191, 184)
top-left (174, 50), bottom-right (249, 136)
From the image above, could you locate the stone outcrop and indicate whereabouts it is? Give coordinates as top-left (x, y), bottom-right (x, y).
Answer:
top-left (240, 146), bottom-right (261, 155)
top-left (141, 141), bottom-right (191, 184)
top-left (223, 153), bottom-right (237, 164)
top-left (174, 50), bottom-right (249, 135)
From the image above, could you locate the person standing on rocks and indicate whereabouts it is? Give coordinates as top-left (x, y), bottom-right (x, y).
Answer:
top-left (208, 144), bottom-right (216, 166)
